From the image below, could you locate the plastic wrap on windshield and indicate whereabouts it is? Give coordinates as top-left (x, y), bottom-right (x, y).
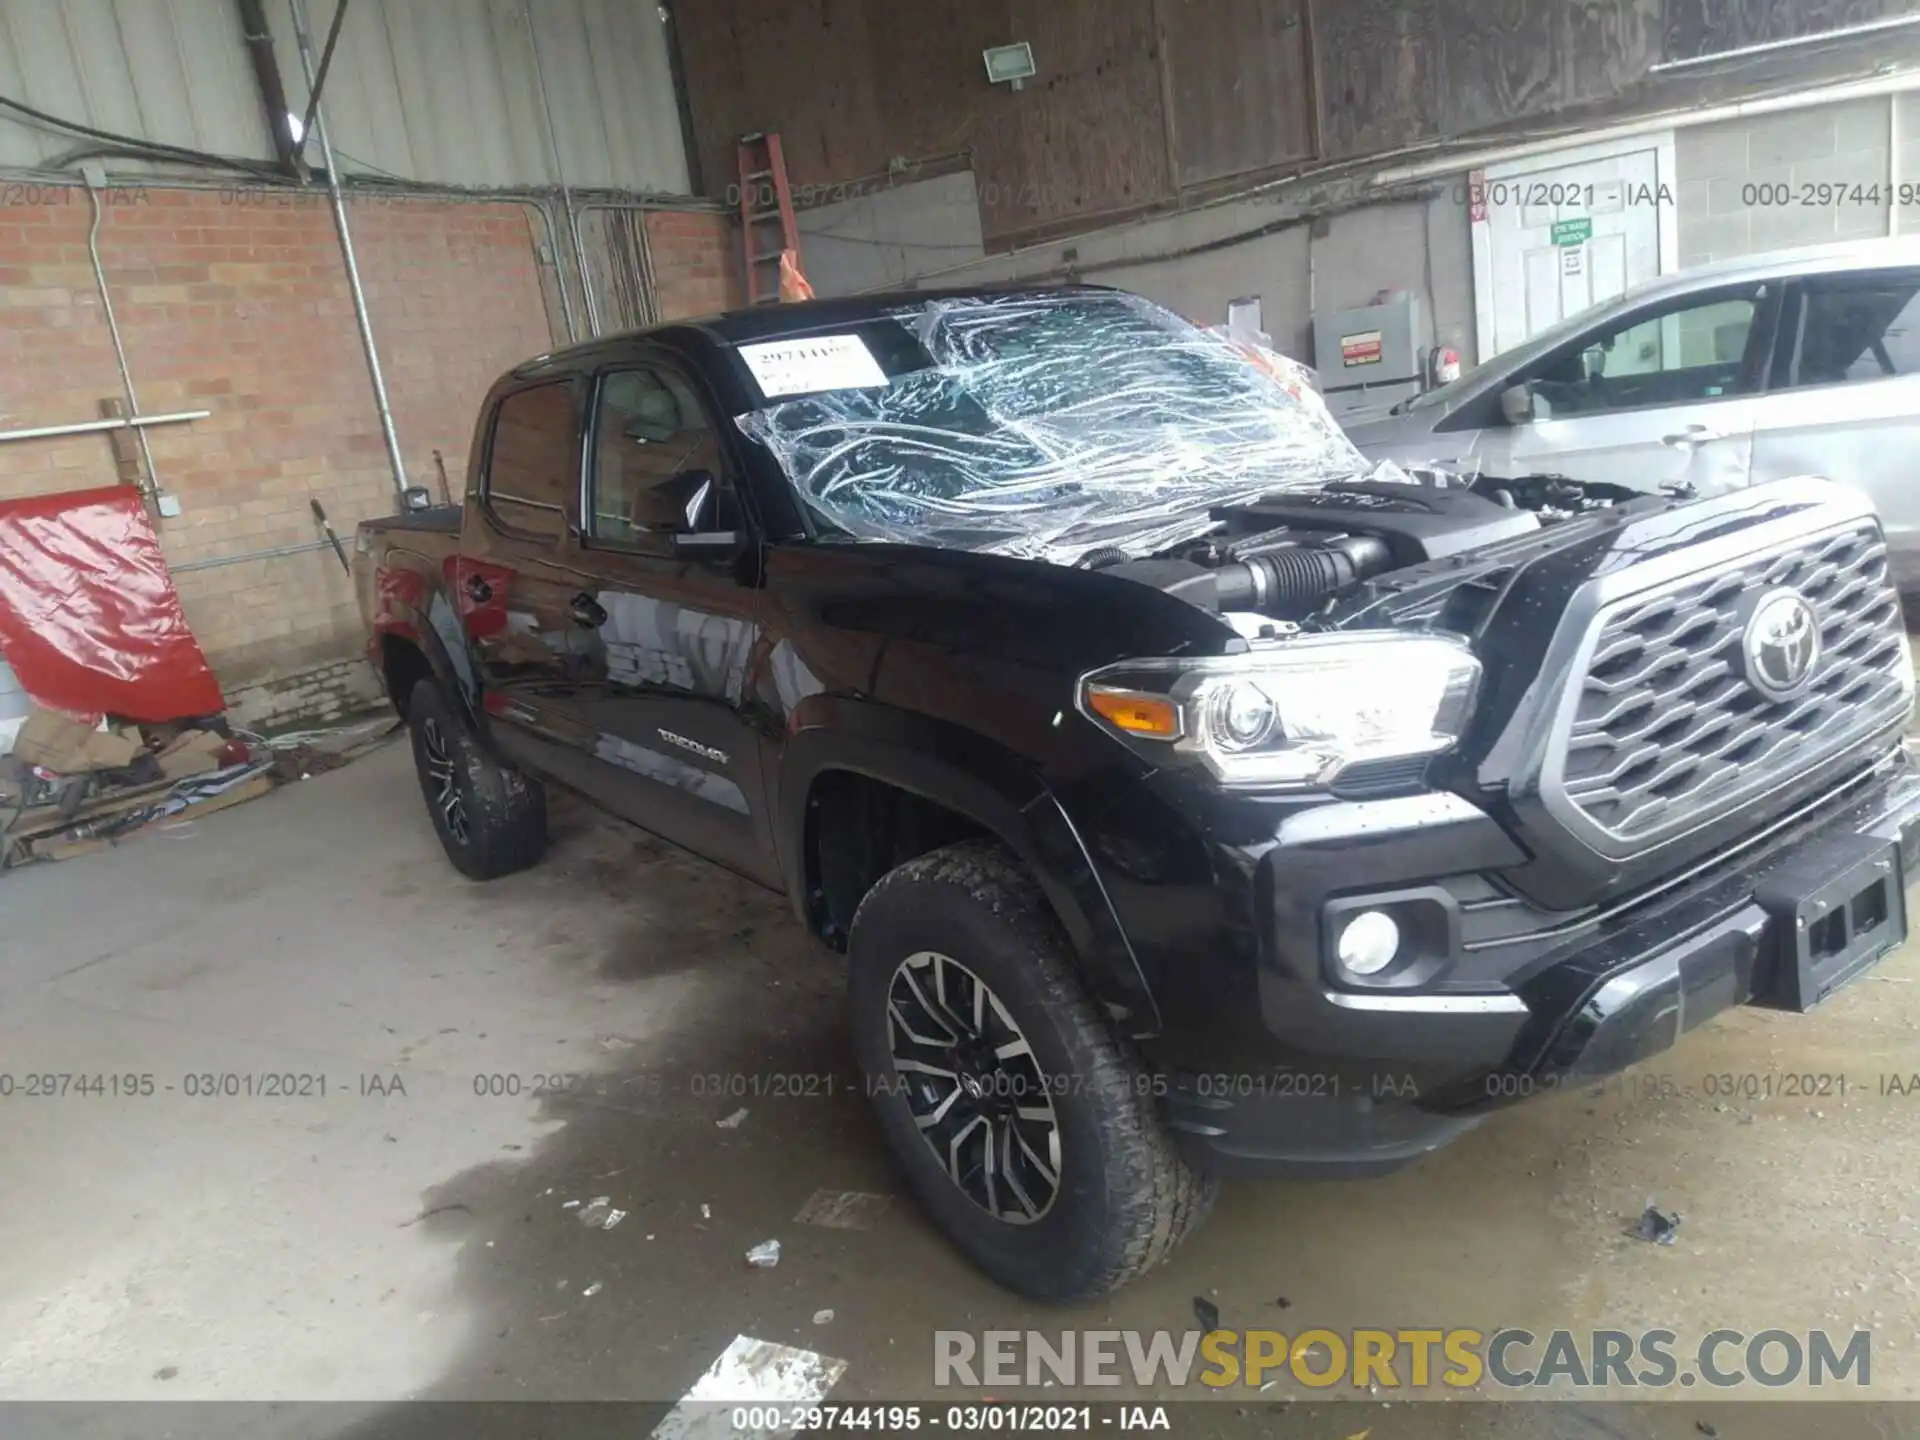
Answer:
top-left (735, 293), bottom-right (1376, 564)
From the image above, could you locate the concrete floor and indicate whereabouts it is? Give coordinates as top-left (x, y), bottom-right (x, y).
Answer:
top-left (4, 739), bottom-right (1919, 1434)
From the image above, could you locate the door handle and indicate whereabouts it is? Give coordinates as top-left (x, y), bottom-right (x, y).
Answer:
top-left (464, 572), bottom-right (493, 604)
top-left (570, 593), bottom-right (608, 629)
top-left (1661, 425), bottom-right (1725, 448)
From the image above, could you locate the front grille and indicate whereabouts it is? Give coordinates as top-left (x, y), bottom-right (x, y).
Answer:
top-left (1556, 524), bottom-right (1908, 846)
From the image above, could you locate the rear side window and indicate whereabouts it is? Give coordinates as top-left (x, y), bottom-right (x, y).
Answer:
top-left (483, 382), bottom-right (580, 541)
top-left (1789, 277), bottom-right (1920, 387)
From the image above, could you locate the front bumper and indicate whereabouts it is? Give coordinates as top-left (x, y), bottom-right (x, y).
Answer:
top-left (1157, 751), bottom-right (1920, 1178)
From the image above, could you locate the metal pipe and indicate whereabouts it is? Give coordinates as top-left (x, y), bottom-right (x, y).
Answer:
top-left (526, 9), bottom-right (600, 336)
top-left (236, 0), bottom-right (306, 177)
top-left (80, 176), bottom-right (162, 502)
top-left (578, 200), bottom-right (665, 326)
top-left (288, 0), bottom-right (408, 500)
top-left (0, 410), bottom-right (210, 445)
top-left (171, 538), bottom-right (334, 572)
top-left (295, 0), bottom-right (350, 162)
top-left (1648, 13), bottom-right (1920, 75)
top-left (531, 197), bottom-right (579, 341)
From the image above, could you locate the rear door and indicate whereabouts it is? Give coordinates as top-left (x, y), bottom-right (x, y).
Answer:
top-left (566, 356), bottom-right (780, 885)
top-left (1749, 268), bottom-right (1920, 592)
top-left (459, 379), bottom-right (608, 790)
top-left (1501, 281), bottom-right (1775, 493)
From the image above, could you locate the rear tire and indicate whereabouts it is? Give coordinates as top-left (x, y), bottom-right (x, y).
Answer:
top-left (407, 680), bottom-right (546, 880)
top-left (847, 839), bottom-right (1216, 1301)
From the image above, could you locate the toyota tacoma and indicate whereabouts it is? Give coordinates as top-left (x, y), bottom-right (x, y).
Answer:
top-left (355, 288), bottom-right (1919, 1301)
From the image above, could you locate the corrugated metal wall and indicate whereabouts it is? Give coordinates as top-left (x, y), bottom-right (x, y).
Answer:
top-left (0, 0), bottom-right (274, 167)
top-left (0, 0), bottom-right (690, 193)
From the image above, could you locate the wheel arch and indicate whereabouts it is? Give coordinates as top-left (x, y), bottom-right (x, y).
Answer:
top-left (778, 702), bottom-right (1162, 1038)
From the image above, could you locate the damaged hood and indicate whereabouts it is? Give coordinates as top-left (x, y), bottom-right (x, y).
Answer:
top-left (734, 292), bottom-right (1380, 565)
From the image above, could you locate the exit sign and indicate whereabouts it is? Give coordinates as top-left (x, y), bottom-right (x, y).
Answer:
top-left (1552, 217), bottom-right (1593, 247)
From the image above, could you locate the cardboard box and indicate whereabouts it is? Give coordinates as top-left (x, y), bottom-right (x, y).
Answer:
top-left (157, 729), bottom-right (228, 780)
top-left (10, 708), bottom-right (140, 773)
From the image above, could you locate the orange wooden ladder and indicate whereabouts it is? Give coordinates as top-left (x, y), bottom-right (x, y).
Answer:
top-left (737, 131), bottom-right (802, 306)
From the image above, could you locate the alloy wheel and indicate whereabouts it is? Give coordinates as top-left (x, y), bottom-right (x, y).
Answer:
top-left (421, 717), bottom-right (470, 846)
top-left (886, 950), bottom-right (1062, 1224)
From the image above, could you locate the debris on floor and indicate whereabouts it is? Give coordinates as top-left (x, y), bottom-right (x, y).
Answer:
top-left (745, 1239), bottom-right (781, 1268)
top-left (581, 1281), bottom-right (603, 1298)
top-left (793, 1189), bottom-right (891, 1230)
top-left (716, 1107), bottom-right (748, 1129)
top-left (0, 705), bottom-right (400, 869)
top-left (1634, 1203), bottom-right (1682, 1245)
top-left (1194, 1296), bottom-right (1221, 1331)
top-left (576, 1196), bottom-right (614, 1228)
top-left (812, 1309), bottom-right (834, 1325)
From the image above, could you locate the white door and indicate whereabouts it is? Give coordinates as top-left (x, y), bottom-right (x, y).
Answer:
top-left (1474, 136), bottom-right (1677, 360)
top-left (1749, 270), bottom-right (1920, 586)
top-left (1501, 283), bottom-right (1773, 493)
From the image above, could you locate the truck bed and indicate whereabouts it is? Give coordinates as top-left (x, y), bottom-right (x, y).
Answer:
top-left (362, 504), bottom-right (463, 535)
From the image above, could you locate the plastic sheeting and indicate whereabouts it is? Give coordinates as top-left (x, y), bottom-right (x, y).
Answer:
top-left (0, 486), bottom-right (224, 722)
top-left (736, 292), bottom-right (1374, 564)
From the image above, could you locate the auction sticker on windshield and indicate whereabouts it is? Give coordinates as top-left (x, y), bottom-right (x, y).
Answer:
top-left (739, 334), bottom-right (889, 398)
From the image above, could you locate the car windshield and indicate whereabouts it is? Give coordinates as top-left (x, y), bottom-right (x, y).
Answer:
top-left (733, 292), bottom-right (1372, 563)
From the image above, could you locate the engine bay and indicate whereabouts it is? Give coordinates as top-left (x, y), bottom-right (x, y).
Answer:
top-left (1084, 473), bottom-right (1648, 623)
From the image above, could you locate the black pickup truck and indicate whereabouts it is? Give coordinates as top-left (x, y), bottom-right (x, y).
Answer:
top-left (356, 287), bottom-right (1919, 1301)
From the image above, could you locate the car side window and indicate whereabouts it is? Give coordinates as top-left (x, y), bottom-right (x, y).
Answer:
top-left (1519, 287), bottom-right (1764, 420)
top-left (1787, 277), bottom-right (1920, 387)
top-left (587, 365), bottom-right (738, 549)
top-left (482, 382), bottom-right (580, 541)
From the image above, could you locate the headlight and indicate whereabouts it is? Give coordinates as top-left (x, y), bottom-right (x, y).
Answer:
top-left (1080, 632), bottom-right (1481, 788)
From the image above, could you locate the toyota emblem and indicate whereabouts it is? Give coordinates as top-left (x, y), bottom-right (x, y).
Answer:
top-left (1741, 588), bottom-right (1821, 701)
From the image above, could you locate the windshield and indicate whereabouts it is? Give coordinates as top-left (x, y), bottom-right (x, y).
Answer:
top-left (733, 292), bottom-right (1372, 563)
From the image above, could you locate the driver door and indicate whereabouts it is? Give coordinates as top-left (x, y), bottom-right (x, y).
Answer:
top-left (1504, 282), bottom-right (1776, 494)
top-left (566, 359), bottom-right (780, 886)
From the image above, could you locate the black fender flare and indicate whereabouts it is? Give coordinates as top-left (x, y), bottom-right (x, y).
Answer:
top-left (374, 579), bottom-right (485, 734)
top-left (777, 697), bottom-right (1162, 1038)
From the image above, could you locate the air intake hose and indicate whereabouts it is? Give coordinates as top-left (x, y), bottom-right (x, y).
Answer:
top-left (1213, 534), bottom-right (1393, 616)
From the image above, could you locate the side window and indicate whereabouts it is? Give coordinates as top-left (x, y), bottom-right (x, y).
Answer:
top-left (1788, 277), bottom-right (1920, 387)
top-left (1521, 288), bottom-right (1763, 420)
top-left (587, 365), bottom-right (735, 548)
top-left (483, 383), bottom-right (579, 541)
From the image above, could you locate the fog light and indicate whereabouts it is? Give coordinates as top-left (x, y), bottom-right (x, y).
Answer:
top-left (1336, 910), bottom-right (1401, 976)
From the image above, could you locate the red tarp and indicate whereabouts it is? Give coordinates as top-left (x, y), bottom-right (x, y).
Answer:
top-left (0, 485), bottom-right (224, 722)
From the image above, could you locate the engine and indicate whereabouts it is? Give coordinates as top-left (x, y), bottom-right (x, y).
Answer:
top-left (1086, 475), bottom-right (1639, 621)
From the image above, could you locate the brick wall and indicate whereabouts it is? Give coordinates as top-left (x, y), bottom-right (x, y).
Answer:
top-left (0, 185), bottom-right (555, 698)
top-left (0, 187), bottom-right (738, 722)
top-left (646, 207), bottom-right (743, 318)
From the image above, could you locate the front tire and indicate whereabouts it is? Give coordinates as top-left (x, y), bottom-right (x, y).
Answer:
top-left (407, 680), bottom-right (546, 880)
top-left (847, 840), bottom-right (1216, 1301)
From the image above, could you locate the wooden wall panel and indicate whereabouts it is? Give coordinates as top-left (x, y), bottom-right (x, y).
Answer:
top-left (674, 0), bottom-right (1904, 255)
top-left (1663, 0), bottom-right (1905, 61)
top-left (985, 0), bottom-right (1171, 237)
top-left (1313, 0), bottom-right (1443, 159)
top-left (1161, 0), bottom-right (1315, 188)
top-left (1562, 0), bottom-right (1666, 107)
top-left (671, 0), bottom-right (885, 198)
top-left (1437, 0), bottom-right (1565, 137)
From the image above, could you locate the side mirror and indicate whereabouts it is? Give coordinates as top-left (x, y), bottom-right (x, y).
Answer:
top-left (1499, 383), bottom-right (1535, 426)
top-left (672, 529), bottom-right (746, 558)
top-left (664, 470), bottom-right (747, 560)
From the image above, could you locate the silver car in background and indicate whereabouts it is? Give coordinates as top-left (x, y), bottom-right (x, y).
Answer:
top-left (1346, 237), bottom-right (1920, 591)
